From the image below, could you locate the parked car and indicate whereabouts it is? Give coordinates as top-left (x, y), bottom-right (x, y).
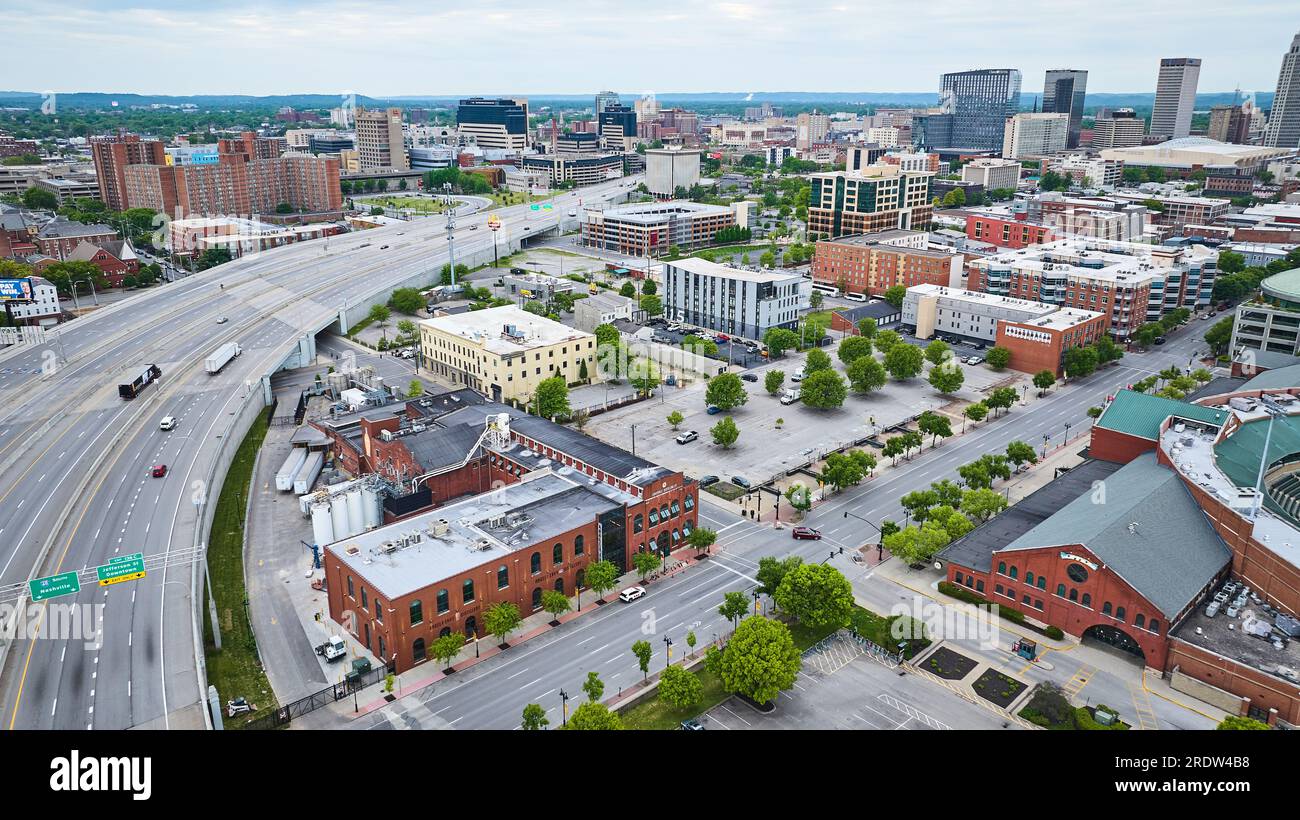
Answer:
top-left (151, 464), bottom-right (168, 478)
top-left (678, 719), bottom-right (706, 730)
top-left (730, 475), bottom-right (752, 489)
top-left (675, 430), bottom-right (699, 444)
top-left (1154, 336), bottom-right (1167, 345)
top-left (716, 333), bottom-right (731, 342)
top-left (706, 405), bottom-right (723, 415)
top-left (792, 526), bottom-right (822, 540)
top-left (741, 373), bottom-right (758, 382)
top-left (791, 368), bottom-right (805, 382)
top-left (618, 586), bottom-right (646, 603)
top-left (698, 475), bottom-right (720, 487)
top-left (966, 356), bottom-right (982, 365)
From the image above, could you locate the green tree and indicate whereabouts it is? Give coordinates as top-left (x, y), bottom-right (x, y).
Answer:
top-left (718, 590), bottom-right (750, 628)
top-left (582, 671), bottom-right (605, 702)
top-left (847, 356), bottom-right (887, 394)
top-left (961, 488), bottom-right (1008, 522)
top-left (534, 376), bottom-right (570, 419)
top-left (882, 285), bottom-right (907, 309)
top-left (1217, 250), bottom-right (1246, 275)
top-left (804, 348), bottom-right (833, 374)
top-left (1032, 370), bottom-right (1056, 394)
top-left (884, 343), bottom-right (924, 380)
top-left (924, 339), bottom-right (950, 366)
top-left (856, 317), bottom-right (878, 339)
top-left (20, 186), bottom-right (57, 210)
top-left (986, 387), bottom-right (1018, 417)
top-left (760, 250), bottom-right (776, 268)
top-left (407, 379), bottom-right (423, 398)
top-left (928, 362), bottom-right (964, 394)
top-left (585, 560), bottom-right (619, 599)
top-left (682, 334), bottom-right (719, 356)
top-left (710, 415), bottom-right (740, 448)
top-left (619, 281), bottom-right (637, 298)
top-left (917, 410), bottom-right (952, 447)
top-left (713, 616), bottom-right (802, 705)
top-left (809, 289), bottom-right (824, 310)
top-left (763, 327), bottom-right (801, 357)
top-left (628, 357), bottom-right (660, 397)
top-left (837, 335), bottom-right (873, 364)
top-left (756, 556), bottom-right (803, 598)
top-left (594, 322), bottom-right (620, 349)
top-left (483, 602), bottom-right (523, 646)
top-left (367, 302), bottom-right (391, 330)
top-left (633, 550), bottom-right (661, 580)
top-left (521, 703), bottom-right (549, 730)
top-left (541, 589), bottom-right (571, 623)
top-left (873, 329), bottom-right (901, 355)
top-left (1006, 440), bottom-right (1038, 468)
top-left (687, 527), bottom-right (717, 556)
top-left (658, 664), bottom-right (703, 708)
top-left (985, 346), bottom-right (1011, 370)
top-left (1217, 715), bottom-right (1270, 730)
top-left (631, 639), bottom-right (653, 681)
top-left (764, 369), bottom-right (785, 395)
top-left (563, 701), bottom-right (622, 730)
top-left (705, 372), bottom-right (748, 410)
top-left (799, 369), bottom-right (847, 409)
top-left (431, 632), bottom-right (465, 670)
top-left (667, 410), bottom-right (684, 430)
top-left (639, 293), bottom-right (663, 316)
top-left (1204, 316), bottom-right (1234, 355)
top-left (819, 451), bottom-right (870, 492)
top-left (1062, 346), bottom-right (1098, 380)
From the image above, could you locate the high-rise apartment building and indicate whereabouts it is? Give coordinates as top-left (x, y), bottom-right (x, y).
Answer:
top-left (1264, 32), bottom-right (1300, 149)
top-left (1002, 113), bottom-right (1070, 159)
top-left (1208, 105), bottom-right (1251, 145)
top-left (1042, 69), bottom-right (1088, 149)
top-left (939, 69), bottom-right (1022, 153)
top-left (597, 104), bottom-right (637, 152)
top-left (1090, 108), bottom-right (1146, 149)
top-left (354, 107), bottom-right (408, 170)
top-left (595, 90), bottom-right (620, 116)
top-left (1151, 58), bottom-right (1202, 139)
top-left (796, 112), bottom-right (831, 149)
top-left (456, 98), bottom-right (529, 151)
top-left (90, 134), bottom-right (167, 211)
top-left (807, 164), bottom-right (934, 238)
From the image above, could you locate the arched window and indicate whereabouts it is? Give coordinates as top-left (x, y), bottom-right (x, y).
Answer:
top-left (1036, 577), bottom-right (1046, 590)
top-left (530, 552), bottom-right (541, 574)
top-left (412, 638), bottom-right (426, 663)
top-left (670, 500), bottom-right (680, 516)
top-left (1149, 619), bottom-right (1160, 633)
top-left (649, 509), bottom-right (659, 526)
top-left (409, 600), bottom-right (423, 626)
top-left (1009, 566), bottom-right (1018, 579)
top-left (531, 587), bottom-right (543, 610)
top-left (436, 589), bottom-right (449, 614)
top-left (464, 616), bottom-right (477, 638)
top-left (1081, 593), bottom-right (1091, 608)
top-left (576, 568), bottom-right (585, 589)
top-left (1102, 601), bottom-right (1112, 616)
top-left (462, 579), bottom-right (475, 604)
top-left (683, 519), bottom-right (694, 536)
top-left (1069, 588), bottom-right (1078, 602)
top-left (633, 514), bottom-right (644, 533)
top-left (684, 496), bottom-right (695, 511)
top-left (672, 528), bottom-right (681, 543)
top-left (1056, 583), bottom-right (1066, 597)
top-left (554, 578), bottom-right (564, 593)
top-left (1135, 613), bottom-right (1145, 629)
top-left (976, 580), bottom-right (985, 593)
top-left (1035, 599), bottom-right (1043, 610)
top-left (574, 535), bottom-right (584, 556)
top-left (660, 505), bottom-right (670, 522)
top-left (1115, 606), bottom-right (1126, 622)
top-left (497, 565), bottom-right (509, 589)
top-left (998, 562), bottom-right (1007, 575)
top-left (438, 626), bottom-right (451, 639)
top-left (1026, 571), bottom-right (1035, 585)
top-left (553, 543), bottom-right (563, 565)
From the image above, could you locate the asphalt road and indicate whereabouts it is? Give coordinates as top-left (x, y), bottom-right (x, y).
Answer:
top-left (0, 176), bottom-right (639, 730)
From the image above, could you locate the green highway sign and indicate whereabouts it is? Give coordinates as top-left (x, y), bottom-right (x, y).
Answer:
top-left (28, 571), bottom-right (81, 602)
top-left (97, 554), bottom-right (146, 587)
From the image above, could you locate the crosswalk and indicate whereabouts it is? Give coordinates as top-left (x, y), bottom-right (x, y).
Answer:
top-left (1128, 683), bottom-right (1161, 731)
top-left (1064, 664), bottom-right (1095, 699)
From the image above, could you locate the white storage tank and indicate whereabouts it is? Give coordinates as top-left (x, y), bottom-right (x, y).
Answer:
top-left (330, 495), bottom-right (348, 539)
top-left (276, 448), bottom-right (308, 492)
top-left (311, 502), bottom-right (335, 547)
top-left (345, 490), bottom-right (364, 538)
top-left (361, 485), bottom-right (382, 529)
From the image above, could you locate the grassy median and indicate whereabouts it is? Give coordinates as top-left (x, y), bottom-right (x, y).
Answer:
top-left (203, 410), bottom-right (278, 728)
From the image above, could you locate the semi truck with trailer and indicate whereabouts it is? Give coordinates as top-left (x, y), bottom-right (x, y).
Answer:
top-left (204, 342), bottom-right (243, 375)
top-left (118, 364), bottom-right (162, 400)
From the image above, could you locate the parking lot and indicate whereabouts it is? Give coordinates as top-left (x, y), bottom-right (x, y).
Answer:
top-left (700, 632), bottom-right (1017, 730)
top-left (584, 340), bottom-right (1016, 488)
top-left (642, 319), bottom-right (769, 368)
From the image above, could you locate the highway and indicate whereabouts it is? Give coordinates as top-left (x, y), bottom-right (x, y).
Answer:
top-left (0, 176), bottom-right (638, 730)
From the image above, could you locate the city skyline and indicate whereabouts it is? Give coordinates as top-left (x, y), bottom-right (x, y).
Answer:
top-left (0, 0), bottom-right (1296, 97)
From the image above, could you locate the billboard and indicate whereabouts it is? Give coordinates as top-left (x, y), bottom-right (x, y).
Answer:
top-left (0, 278), bottom-right (33, 301)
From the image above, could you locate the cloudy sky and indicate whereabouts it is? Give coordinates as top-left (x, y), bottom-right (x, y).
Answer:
top-left (2, 0), bottom-right (1296, 97)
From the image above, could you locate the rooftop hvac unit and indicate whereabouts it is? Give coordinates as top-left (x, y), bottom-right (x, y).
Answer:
top-left (381, 542), bottom-right (397, 554)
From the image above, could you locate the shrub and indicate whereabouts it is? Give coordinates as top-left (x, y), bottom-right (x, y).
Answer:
top-left (1044, 625), bottom-right (1064, 640)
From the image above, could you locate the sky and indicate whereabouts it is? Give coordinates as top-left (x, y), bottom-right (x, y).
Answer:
top-left (1, 0), bottom-right (1297, 97)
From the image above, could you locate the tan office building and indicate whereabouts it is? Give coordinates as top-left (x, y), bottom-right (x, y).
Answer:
top-left (356, 107), bottom-right (409, 171)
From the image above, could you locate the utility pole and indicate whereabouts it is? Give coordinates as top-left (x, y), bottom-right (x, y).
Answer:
top-left (443, 182), bottom-right (458, 287)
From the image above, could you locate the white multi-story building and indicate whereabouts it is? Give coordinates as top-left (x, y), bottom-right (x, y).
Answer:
top-left (796, 112), bottom-right (831, 149)
top-left (645, 148), bottom-right (701, 196)
top-left (1002, 113), bottom-right (1069, 159)
top-left (961, 158), bottom-right (1021, 191)
top-left (866, 127), bottom-right (901, 148)
top-left (902, 284), bottom-right (1058, 343)
top-left (662, 257), bottom-right (810, 341)
top-left (1264, 33), bottom-right (1300, 149)
top-left (4, 276), bottom-right (61, 327)
top-left (1050, 155), bottom-right (1124, 188)
top-left (765, 145), bottom-right (795, 167)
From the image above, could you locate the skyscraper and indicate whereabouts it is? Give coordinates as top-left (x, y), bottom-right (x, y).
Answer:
top-left (1264, 32), bottom-right (1300, 149)
top-left (456, 98), bottom-right (529, 151)
top-left (90, 134), bottom-right (166, 212)
top-left (355, 107), bottom-right (409, 170)
top-left (597, 104), bottom-right (637, 152)
top-left (595, 90), bottom-right (620, 116)
top-left (1043, 69), bottom-right (1088, 149)
top-left (1151, 58), bottom-right (1201, 139)
top-left (939, 69), bottom-right (1022, 153)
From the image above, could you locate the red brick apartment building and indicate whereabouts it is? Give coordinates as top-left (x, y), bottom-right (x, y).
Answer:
top-left (996, 308), bottom-right (1108, 377)
top-left (966, 212), bottom-right (1054, 249)
top-left (811, 230), bottom-right (961, 297)
top-left (90, 134), bottom-right (167, 211)
top-left (314, 397), bottom-right (699, 673)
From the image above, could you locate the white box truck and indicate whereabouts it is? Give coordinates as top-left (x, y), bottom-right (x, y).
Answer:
top-left (204, 342), bottom-right (242, 375)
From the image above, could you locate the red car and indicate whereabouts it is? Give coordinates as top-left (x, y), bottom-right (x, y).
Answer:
top-left (151, 464), bottom-right (168, 478)
top-left (792, 526), bottom-right (821, 540)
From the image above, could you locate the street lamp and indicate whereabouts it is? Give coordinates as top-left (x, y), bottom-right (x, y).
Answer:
top-left (663, 636), bottom-right (673, 669)
top-left (1042, 433), bottom-right (1050, 460)
top-left (630, 423), bottom-right (638, 457)
top-left (559, 689), bottom-right (570, 726)
top-left (1063, 421), bottom-right (1072, 444)
top-left (752, 588), bottom-right (762, 617)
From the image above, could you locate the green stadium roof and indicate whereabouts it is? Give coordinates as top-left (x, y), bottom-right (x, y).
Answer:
top-left (1095, 389), bottom-right (1229, 442)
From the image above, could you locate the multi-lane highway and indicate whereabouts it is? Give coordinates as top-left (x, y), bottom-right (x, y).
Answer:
top-left (0, 176), bottom-right (638, 730)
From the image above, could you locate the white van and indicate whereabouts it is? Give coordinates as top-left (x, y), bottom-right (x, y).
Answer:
top-left (791, 368), bottom-right (805, 382)
top-left (618, 586), bottom-right (646, 602)
top-left (159, 416), bottom-right (176, 431)
top-left (780, 389), bottom-right (801, 405)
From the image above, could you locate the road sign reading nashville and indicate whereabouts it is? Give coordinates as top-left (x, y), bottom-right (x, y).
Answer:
top-left (97, 553), bottom-right (146, 586)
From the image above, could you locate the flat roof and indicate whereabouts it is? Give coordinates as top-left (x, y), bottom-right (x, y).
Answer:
top-left (419, 305), bottom-right (593, 356)
top-left (666, 256), bottom-right (804, 284)
top-left (593, 200), bottom-right (733, 224)
top-left (1174, 604), bottom-right (1300, 687)
top-left (905, 283), bottom-right (1058, 315)
top-left (1009, 307), bottom-right (1106, 330)
top-left (326, 471), bottom-right (624, 600)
